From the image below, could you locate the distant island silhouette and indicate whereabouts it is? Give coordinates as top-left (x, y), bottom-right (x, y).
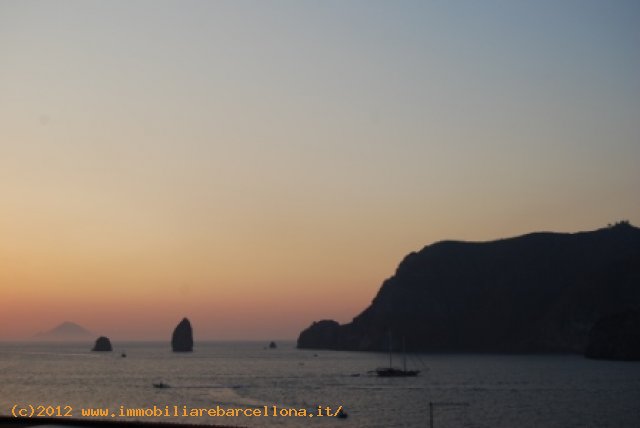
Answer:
top-left (298, 222), bottom-right (640, 359)
top-left (32, 321), bottom-right (93, 341)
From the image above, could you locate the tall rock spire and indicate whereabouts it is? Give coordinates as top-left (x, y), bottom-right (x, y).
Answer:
top-left (172, 318), bottom-right (193, 352)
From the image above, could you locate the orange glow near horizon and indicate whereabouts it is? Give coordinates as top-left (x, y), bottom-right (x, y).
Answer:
top-left (2, 1), bottom-right (639, 341)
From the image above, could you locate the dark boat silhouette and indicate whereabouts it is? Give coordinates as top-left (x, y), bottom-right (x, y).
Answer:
top-left (153, 382), bottom-right (170, 388)
top-left (374, 366), bottom-right (420, 377)
top-left (372, 333), bottom-right (420, 377)
top-left (337, 408), bottom-right (348, 419)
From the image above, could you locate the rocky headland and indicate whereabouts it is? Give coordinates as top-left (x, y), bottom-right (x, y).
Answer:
top-left (298, 222), bottom-right (640, 358)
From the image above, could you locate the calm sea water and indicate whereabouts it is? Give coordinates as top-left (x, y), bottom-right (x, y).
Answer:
top-left (1, 341), bottom-right (639, 428)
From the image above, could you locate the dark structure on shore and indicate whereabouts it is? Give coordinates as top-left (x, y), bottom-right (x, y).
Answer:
top-left (92, 336), bottom-right (112, 352)
top-left (298, 222), bottom-right (640, 358)
top-left (172, 318), bottom-right (193, 352)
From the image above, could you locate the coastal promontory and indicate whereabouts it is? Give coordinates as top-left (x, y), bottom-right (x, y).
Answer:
top-left (298, 222), bottom-right (640, 354)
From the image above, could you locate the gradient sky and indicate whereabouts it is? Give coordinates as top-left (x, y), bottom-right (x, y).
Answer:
top-left (1, 0), bottom-right (639, 341)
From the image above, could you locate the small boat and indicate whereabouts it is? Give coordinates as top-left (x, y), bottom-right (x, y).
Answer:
top-left (153, 382), bottom-right (170, 389)
top-left (269, 341), bottom-right (277, 349)
top-left (336, 408), bottom-right (348, 419)
top-left (374, 367), bottom-right (419, 377)
top-left (121, 352), bottom-right (127, 358)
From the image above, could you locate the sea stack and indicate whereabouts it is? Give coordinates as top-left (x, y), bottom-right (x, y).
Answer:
top-left (171, 318), bottom-right (193, 352)
top-left (92, 336), bottom-right (112, 351)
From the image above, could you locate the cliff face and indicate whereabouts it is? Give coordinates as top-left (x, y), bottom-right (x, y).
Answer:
top-left (298, 223), bottom-right (640, 353)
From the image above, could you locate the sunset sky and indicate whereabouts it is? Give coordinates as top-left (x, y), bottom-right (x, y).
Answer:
top-left (1, 0), bottom-right (639, 341)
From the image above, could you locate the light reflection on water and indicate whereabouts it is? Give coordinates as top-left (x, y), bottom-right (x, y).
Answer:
top-left (1, 341), bottom-right (639, 427)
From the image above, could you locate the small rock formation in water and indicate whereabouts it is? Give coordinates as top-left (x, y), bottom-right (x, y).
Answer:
top-left (171, 318), bottom-right (193, 352)
top-left (585, 309), bottom-right (640, 361)
top-left (269, 341), bottom-right (277, 349)
top-left (92, 336), bottom-right (112, 351)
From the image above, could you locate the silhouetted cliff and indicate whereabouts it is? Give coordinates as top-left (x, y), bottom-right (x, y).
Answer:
top-left (298, 222), bottom-right (640, 354)
top-left (172, 318), bottom-right (193, 352)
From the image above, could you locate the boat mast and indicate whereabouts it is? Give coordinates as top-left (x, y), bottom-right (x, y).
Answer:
top-left (403, 336), bottom-right (406, 372)
top-left (388, 329), bottom-right (392, 369)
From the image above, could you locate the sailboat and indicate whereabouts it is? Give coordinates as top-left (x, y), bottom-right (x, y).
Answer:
top-left (374, 333), bottom-right (420, 377)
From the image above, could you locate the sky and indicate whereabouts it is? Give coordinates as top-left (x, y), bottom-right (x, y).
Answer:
top-left (1, 0), bottom-right (639, 341)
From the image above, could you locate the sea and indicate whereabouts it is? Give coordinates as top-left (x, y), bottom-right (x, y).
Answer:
top-left (1, 341), bottom-right (639, 428)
